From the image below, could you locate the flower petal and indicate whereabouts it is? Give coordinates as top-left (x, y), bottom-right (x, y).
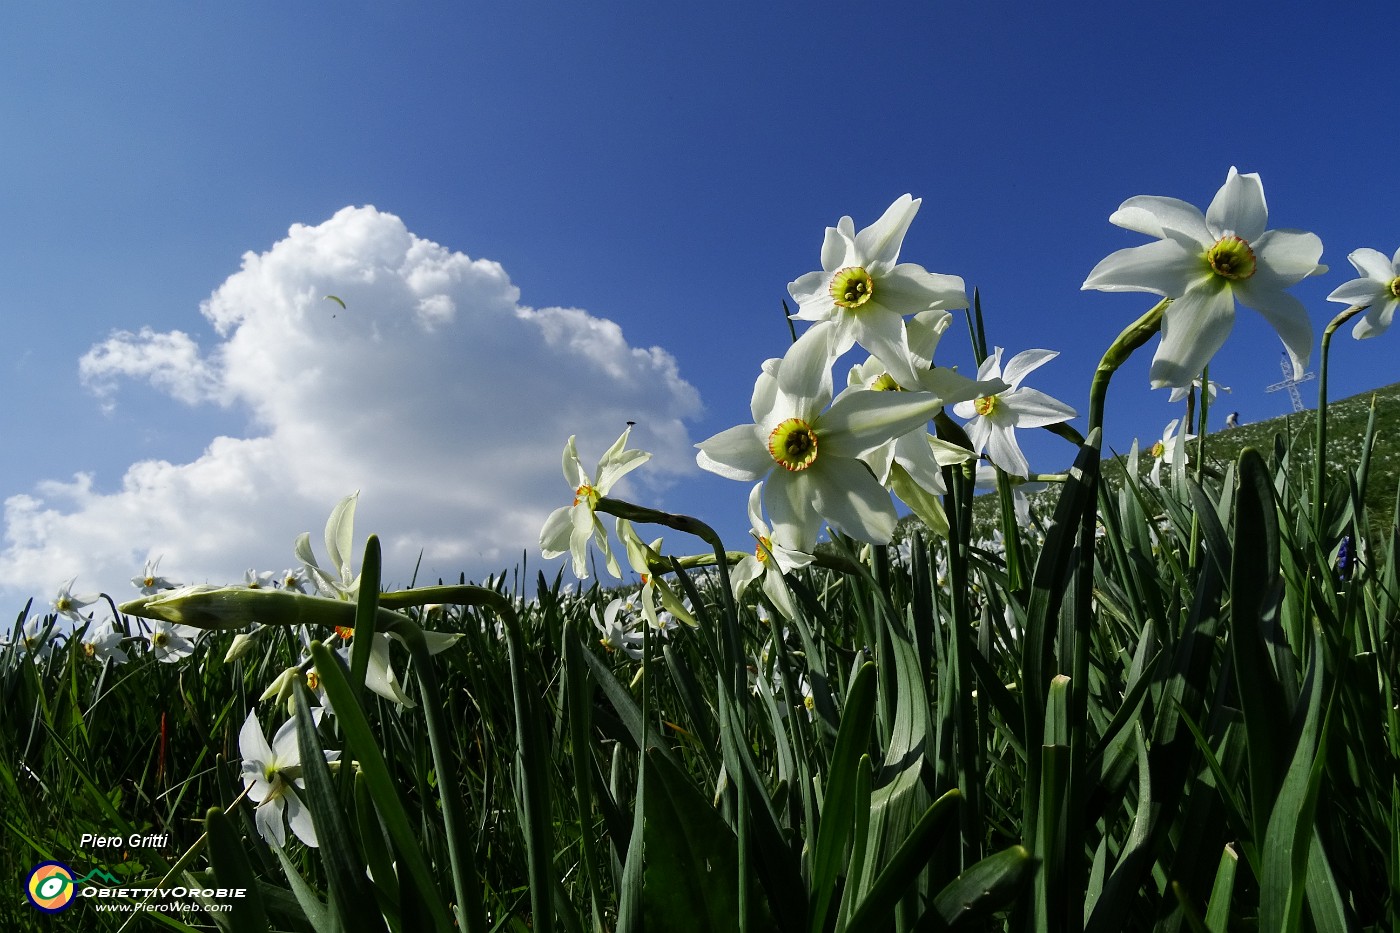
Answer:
top-left (821, 222), bottom-right (856, 273)
top-left (745, 482), bottom-right (766, 533)
top-left (1353, 299), bottom-right (1398, 339)
top-left (877, 264), bottom-right (968, 312)
top-left (964, 415), bottom-right (993, 454)
top-left (1253, 229), bottom-right (1326, 287)
top-left (999, 348), bottom-right (1058, 390)
top-left (561, 436), bottom-right (584, 486)
top-left (696, 424), bottom-right (771, 481)
top-left (984, 424), bottom-right (1031, 478)
top-left (918, 368), bottom-right (1005, 405)
top-left (539, 505), bottom-right (573, 557)
top-left (760, 570), bottom-right (802, 622)
top-left (905, 308), bottom-right (953, 362)
top-left (810, 458), bottom-right (897, 543)
top-left (849, 306), bottom-right (921, 388)
top-left (1206, 167), bottom-right (1267, 242)
top-left (1347, 247), bottom-right (1394, 282)
top-left (1232, 282), bottom-right (1314, 379)
top-left (595, 447), bottom-right (650, 494)
top-left (890, 431), bottom-right (944, 492)
top-left (819, 389), bottom-right (946, 459)
top-left (1109, 195), bottom-right (1211, 243)
top-left (1082, 239), bottom-right (1205, 295)
top-left (1325, 277), bottom-right (1384, 307)
top-left (774, 321), bottom-right (836, 417)
top-left (284, 788), bottom-right (319, 847)
top-left (256, 797), bottom-right (287, 847)
top-left (854, 194), bottom-right (918, 269)
top-left (1003, 387), bottom-right (1077, 427)
top-left (788, 269), bottom-right (835, 320)
top-left (270, 715), bottom-right (303, 766)
top-left (1148, 282), bottom-right (1236, 389)
top-left (750, 357), bottom-right (781, 423)
top-left (764, 471), bottom-right (821, 552)
top-left (730, 554), bottom-right (763, 598)
top-left (239, 709), bottom-right (273, 765)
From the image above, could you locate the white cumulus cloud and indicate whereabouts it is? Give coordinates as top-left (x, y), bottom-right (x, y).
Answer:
top-left (2, 206), bottom-right (702, 604)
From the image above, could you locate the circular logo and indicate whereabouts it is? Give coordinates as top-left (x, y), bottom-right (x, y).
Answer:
top-left (26, 861), bottom-right (76, 913)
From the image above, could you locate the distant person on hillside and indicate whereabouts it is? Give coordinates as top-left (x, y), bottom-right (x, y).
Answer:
top-left (1225, 411), bottom-right (1240, 428)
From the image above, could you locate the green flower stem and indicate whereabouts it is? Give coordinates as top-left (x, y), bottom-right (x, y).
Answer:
top-left (393, 623), bottom-right (488, 933)
top-left (377, 586), bottom-right (550, 933)
top-left (1314, 303), bottom-right (1369, 536)
top-left (594, 497), bottom-right (745, 680)
top-left (591, 496), bottom-right (754, 929)
top-left (1087, 298), bottom-right (1170, 441)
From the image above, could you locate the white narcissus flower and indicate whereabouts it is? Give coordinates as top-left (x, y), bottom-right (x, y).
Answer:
top-left (79, 623), bottom-right (129, 665)
top-left (1083, 166), bottom-right (1326, 390)
top-left (147, 620), bottom-right (201, 663)
top-left (332, 630), bottom-right (462, 710)
top-left (9, 616), bottom-right (58, 660)
top-left (595, 597), bottom-right (645, 661)
top-left (239, 708), bottom-right (339, 848)
top-left (244, 569), bottom-right (276, 589)
top-left (696, 323), bottom-right (955, 550)
top-left (53, 577), bottom-right (100, 623)
top-left (540, 427), bottom-right (651, 579)
top-left (1327, 247), bottom-right (1400, 339)
top-left (788, 195), bottom-right (969, 388)
top-left (729, 483), bottom-right (813, 621)
top-left (1167, 377), bottom-right (1231, 404)
top-left (296, 492), bottom-right (362, 600)
top-left (846, 312), bottom-right (997, 535)
top-left (132, 558), bottom-right (178, 596)
top-left (952, 348), bottom-right (1077, 478)
top-left (1147, 418), bottom-right (1194, 486)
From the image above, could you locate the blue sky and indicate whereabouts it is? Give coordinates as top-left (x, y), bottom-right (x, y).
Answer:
top-left (2, 2), bottom-right (1396, 607)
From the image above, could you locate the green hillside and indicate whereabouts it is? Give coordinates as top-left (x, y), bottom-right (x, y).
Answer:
top-left (963, 380), bottom-right (1400, 539)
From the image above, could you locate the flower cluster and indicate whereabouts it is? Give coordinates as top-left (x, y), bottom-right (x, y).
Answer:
top-left (535, 172), bottom-right (1397, 641)
top-left (540, 194), bottom-right (1077, 613)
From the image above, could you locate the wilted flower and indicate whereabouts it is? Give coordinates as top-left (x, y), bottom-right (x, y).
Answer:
top-left (239, 708), bottom-right (339, 847)
top-left (1083, 166), bottom-right (1326, 389)
top-left (540, 427), bottom-right (651, 579)
top-left (1326, 247), bottom-right (1400, 339)
top-left (952, 348), bottom-right (1076, 478)
top-left (616, 520), bottom-right (696, 630)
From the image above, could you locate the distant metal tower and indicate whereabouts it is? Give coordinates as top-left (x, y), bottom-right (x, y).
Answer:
top-left (1265, 352), bottom-right (1314, 413)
